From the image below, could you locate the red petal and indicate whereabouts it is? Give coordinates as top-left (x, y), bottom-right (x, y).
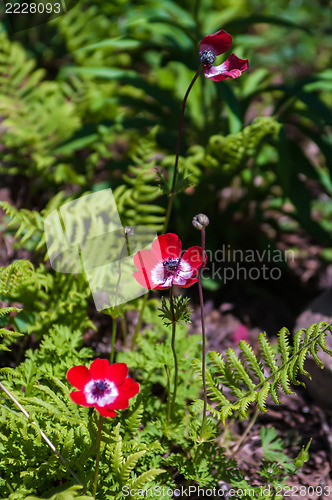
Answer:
top-left (118, 379), bottom-right (140, 399)
top-left (90, 358), bottom-right (109, 379)
top-left (133, 250), bottom-right (161, 289)
top-left (154, 282), bottom-right (173, 290)
top-left (151, 233), bottom-right (182, 260)
top-left (133, 270), bottom-right (157, 290)
top-left (109, 398), bottom-right (130, 410)
top-left (178, 277), bottom-right (198, 288)
top-left (69, 391), bottom-right (92, 407)
top-left (204, 54), bottom-right (249, 81)
top-left (95, 405), bottom-right (117, 418)
top-left (199, 30), bottom-right (232, 56)
top-left (181, 246), bottom-right (205, 270)
top-left (106, 363), bottom-right (128, 386)
top-left (133, 249), bottom-right (158, 272)
top-left (67, 365), bottom-right (91, 390)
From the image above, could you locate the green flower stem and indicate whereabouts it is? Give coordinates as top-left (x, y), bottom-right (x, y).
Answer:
top-left (110, 319), bottom-right (116, 364)
top-left (197, 228), bottom-right (207, 439)
top-left (92, 415), bottom-right (103, 499)
top-left (120, 315), bottom-right (127, 347)
top-left (165, 364), bottom-right (172, 421)
top-left (162, 66), bottom-right (203, 233)
top-left (131, 291), bottom-right (149, 351)
top-left (169, 286), bottom-right (178, 419)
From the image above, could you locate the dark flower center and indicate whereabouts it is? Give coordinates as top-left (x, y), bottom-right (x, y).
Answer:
top-left (92, 380), bottom-right (108, 398)
top-left (199, 49), bottom-right (216, 67)
top-left (163, 257), bottom-right (179, 273)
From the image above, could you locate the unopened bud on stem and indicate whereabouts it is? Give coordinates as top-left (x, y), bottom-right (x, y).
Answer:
top-left (192, 213), bottom-right (209, 231)
top-left (123, 226), bottom-right (134, 236)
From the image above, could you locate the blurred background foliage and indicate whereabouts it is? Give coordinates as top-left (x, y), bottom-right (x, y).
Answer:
top-left (0, 0), bottom-right (332, 298)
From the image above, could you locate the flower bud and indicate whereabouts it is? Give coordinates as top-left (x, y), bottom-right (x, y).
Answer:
top-left (123, 226), bottom-right (134, 236)
top-left (192, 213), bottom-right (209, 230)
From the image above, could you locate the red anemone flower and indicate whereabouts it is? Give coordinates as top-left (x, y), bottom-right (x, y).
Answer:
top-left (67, 359), bottom-right (139, 418)
top-left (199, 30), bottom-right (248, 82)
top-left (133, 233), bottom-right (204, 290)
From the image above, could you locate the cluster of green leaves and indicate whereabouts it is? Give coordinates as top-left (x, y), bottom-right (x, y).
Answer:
top-left (0, 261), bottom-right (33, 351)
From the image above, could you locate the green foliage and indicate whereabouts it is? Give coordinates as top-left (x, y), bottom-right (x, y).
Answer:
top-left (260, 426), bottom-right (295, 473)
top-left (0, 260), bottom-right (36, 294)
top-left (0, 32), bottom-right (82, 185)
top-left (114, 131), bottom-right (165, 231)
top-left (24, 485), bottom-right (93, 500)
top-left (0, 193), bottom-right (69, 253)
top-left (158, 295), bottom-right (192, 326)
top-left (1, 0), bottom-right (332, 496)
top-left (0, 324), bottom-right (169, 499)
top-left (0, 307), bottom-right (22, 351)
top-left (192, 322), bottom-right (332, 424)
top-left (0, 261), bottom-right (33, 350)
top-left (104, 423), bottom-right (165, 499)
top-left (0, 202), bottom-right (45, 251)
top-left (0, 261), bottom-right (93, 340)
top-left (189, 116), bottom-right (281, 174)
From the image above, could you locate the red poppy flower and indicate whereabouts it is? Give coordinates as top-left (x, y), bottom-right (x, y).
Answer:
top-left (67, 359), bottom-right (139, 418)
top-left (133, 233), bottom-right (204, 290)
top-left (199, 30), bottom-right (248, 82)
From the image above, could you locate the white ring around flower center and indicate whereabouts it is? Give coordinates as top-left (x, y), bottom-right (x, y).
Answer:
top-left (150, 258), bottom-right (194, 287)
top-left (84, 379), bottom-right (119, 407)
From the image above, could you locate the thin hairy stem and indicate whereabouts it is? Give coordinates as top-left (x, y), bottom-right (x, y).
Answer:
top-left (170, 286), bottom-right (178, 418)
top-left (0, 381), bottom-right (82, 486)
top-left (92, 415), bottom-right (103, 498)
top-left (198, 228), bottom-right (207, 439)
top-left (120, 315), bottom-right (127, 347)
top-left (230, 407), bottom-right (260, 458)
top-left (165, 364), bottom-right (171, 421)
top-left (162, 66), bottom-right (203, 233)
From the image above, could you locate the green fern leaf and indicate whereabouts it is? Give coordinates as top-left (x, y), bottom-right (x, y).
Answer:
top-left (258, 332), bottom-right (278, 372)
top-left (119, 450), bottom-right (146, 484)
top-left (128, 468), bottom-right (166, 493)
top-left (239, 340), bottom-right (265, 383)
top-left (257, 381), bottom-right (271, 412)
top-left (226, 348), bottom-right (256, 390)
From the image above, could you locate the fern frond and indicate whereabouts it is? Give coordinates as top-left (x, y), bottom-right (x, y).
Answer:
top-left (128, 468), bottom-right (166, 494)
top-left (0, 32), bottom-right (81, 183)
top-left (0, 202), bottom-right (45, 250)
top-left (119, 450), bottom-right (146, 483)
top-left (0, 260), bottom-right (35, 294)
top-left (0, 328), bottom-right (23, 351)
top-left (113, 132), bottom-right (165, 231)
top-left (124, 401), bottom-right (144, 435)
top-left (192, 322), bottom-right (332, 423)
top-left (0, 303), bottom-right (23, 351)
top-left (207, 117), bottom-right (281, 172)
